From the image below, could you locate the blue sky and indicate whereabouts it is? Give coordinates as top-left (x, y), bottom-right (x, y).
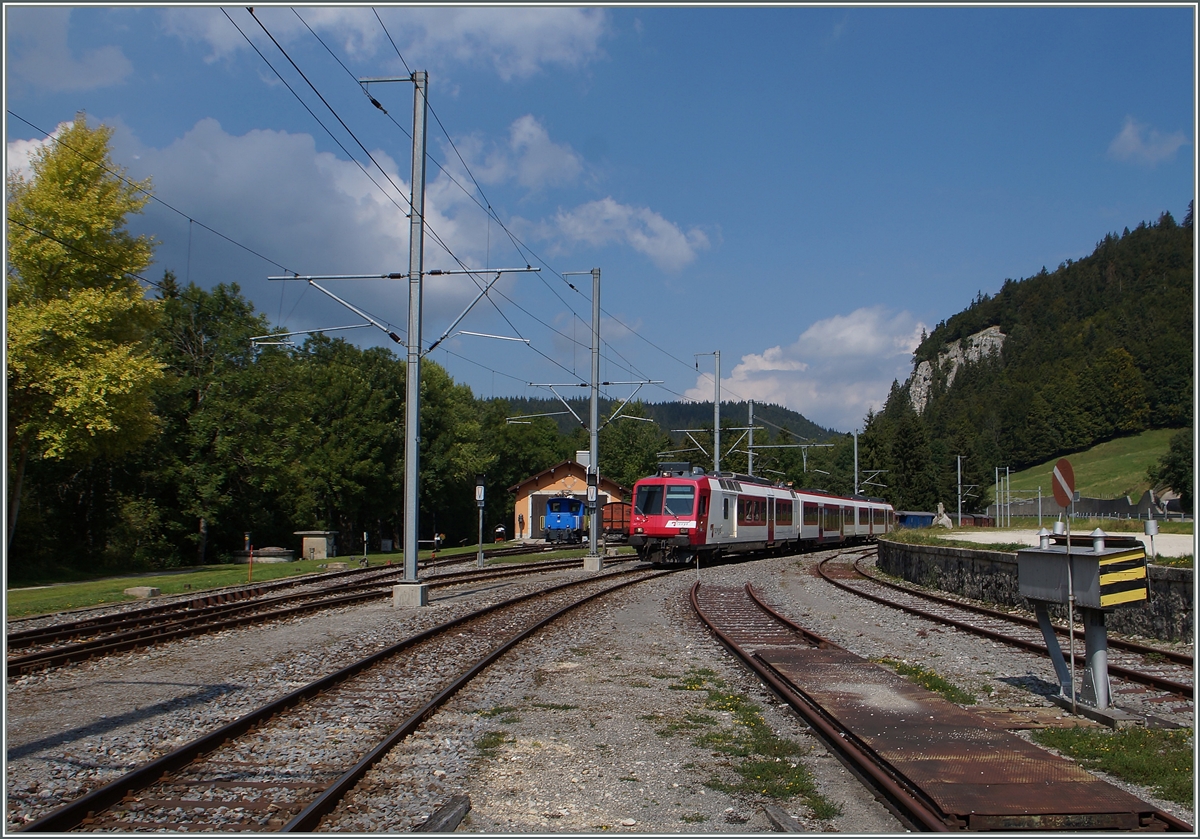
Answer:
top-left (6, 5), bottom-right (1195, 432)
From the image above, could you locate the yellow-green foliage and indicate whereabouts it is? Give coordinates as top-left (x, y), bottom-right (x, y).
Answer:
top-left (7, 115), bottom-right (163, 549)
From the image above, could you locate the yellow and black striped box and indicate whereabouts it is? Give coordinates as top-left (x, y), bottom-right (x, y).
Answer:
top-left (1098, 547), bottom-right (1149, 607)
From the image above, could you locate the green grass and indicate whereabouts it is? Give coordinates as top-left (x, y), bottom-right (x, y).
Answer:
top-left (667, 668), bottom-right (841, 819)
top-left (475, 730), bottom-right (509, 758)
top-left (884, 528), bottom-right (1028, 551)
top-left (6, 558), bottom-right (342, 618)
top-left (6, 545), bottom-right (635, 619)
top-left (478, 705), bottom-right (519, 718)
top-left (875, 658), bottom-right (976, 705)
top-left (1006, 428), bottom-right (1185, 501)
top-left (1154, 555), bottom-right (1194, 568)
top-left (1031, 727), bottom-right (1193, 806)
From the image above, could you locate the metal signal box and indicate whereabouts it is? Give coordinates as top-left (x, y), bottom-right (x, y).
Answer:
top-left (1017, 544), bottom-right (1149, 610)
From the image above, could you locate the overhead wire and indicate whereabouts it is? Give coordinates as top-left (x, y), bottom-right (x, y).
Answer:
top-left (361, 9), bottom-right (663, 393)
top-left (357, 7), bottom-right (712, 403)
top-left (7, 110), bottom-right (294, 275)
top-left (231, 9), bottom-right (411, 219)
top-left (9, 217), bottom-right (166, 292)
top-left (242, 10), bottom-right (596, 386)
top-left (12, 24), bottom-right (726, 416)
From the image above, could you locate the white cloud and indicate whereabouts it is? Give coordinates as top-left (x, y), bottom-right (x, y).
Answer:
top-left (456, 115), bottom-right (584, 191)
top-left (507, 116), bottom-right (585, 190)
top-left (684, 306), bottom-right (927, 431)
top-left (106, 118), bottom-right (499, 331)
top-left (6, 7), bottom-right (133, 93)
top-left (6, 124), bottom-right (69, 182)
top-left (1107, 116), bottom-right (1188, 165)
top-left (161, 6), bottom-right (608, 80)
top-left (546, 197), bottom-right (710, 273)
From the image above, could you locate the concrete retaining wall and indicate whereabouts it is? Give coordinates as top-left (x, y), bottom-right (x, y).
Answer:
top-left (876, 540), bottom-right (1193, 642)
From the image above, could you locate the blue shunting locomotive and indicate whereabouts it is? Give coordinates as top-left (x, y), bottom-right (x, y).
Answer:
top-left (544, 496), bottom-right (586, 543)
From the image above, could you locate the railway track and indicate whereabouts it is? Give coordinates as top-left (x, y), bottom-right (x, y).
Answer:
top-left (690, 579), bottom-right (1192, 832)
top-left (7, 553), bottom-right (605, 676)
top-left (21, 564), bottom-right (671, 833)
top-left (5, 543), bottom-right (558, 634)
top-left (816, 550), bottom-right (1193, 703)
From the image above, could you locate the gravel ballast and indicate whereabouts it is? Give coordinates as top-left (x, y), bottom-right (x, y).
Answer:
top-left (6, 551), bottom-right (1194, 832)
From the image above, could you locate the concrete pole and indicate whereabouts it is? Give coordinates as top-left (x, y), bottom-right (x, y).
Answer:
top-left (1082, 609), bottom-right (1110, 709)
top-left (1006, 467), bottom-right (1011, 528)
top-left (955, 456), bottom-right (964, 528)
top-left (713, 351), bottom-right (721, 475)
top-left (585, 268), bottom-right (602, 569)
top-left (402, 71), bottom-right (429, 597)
top-left (853, 430), bottom-right (859, 496)
top-left (747, 400), bottom-right (755, 477)
top-left (477, 506), bottom-right (484, 568)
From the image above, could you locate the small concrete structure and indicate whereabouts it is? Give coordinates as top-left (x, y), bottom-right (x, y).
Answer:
top-left (124, 586), bottom-right (160, 599)
top-left (393, 582), bottom-right (429, 607)
top-left (295, 530), bottom-right (338, 561)
top-left (326, 562), bottom-right (349, 571)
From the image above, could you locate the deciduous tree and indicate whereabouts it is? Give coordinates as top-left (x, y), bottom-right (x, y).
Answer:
top-left (7, 115), bottom-right (161, 550)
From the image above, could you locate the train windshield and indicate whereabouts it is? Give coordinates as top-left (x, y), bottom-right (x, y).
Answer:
top-left (634, 485), bottom-right (664, 516)
top-left (664, 485), bottom-right (696, 516)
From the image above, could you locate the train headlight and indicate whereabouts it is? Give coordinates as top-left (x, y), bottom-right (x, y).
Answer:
top-left (635, 527), bottom-right (644, 534)
top-left (679, 528), bottom-right (690, 535)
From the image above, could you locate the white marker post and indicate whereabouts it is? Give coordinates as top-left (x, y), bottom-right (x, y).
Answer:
top-left (1052, 458), bottom-right (1076, 714)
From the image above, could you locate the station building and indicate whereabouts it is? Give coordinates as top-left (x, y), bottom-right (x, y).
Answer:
top-left (508, 457), bottom-right (626, 541)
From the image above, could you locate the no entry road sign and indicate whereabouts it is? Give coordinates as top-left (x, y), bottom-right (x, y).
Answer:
top-left (1052, 458), bottom-right (1075, 509)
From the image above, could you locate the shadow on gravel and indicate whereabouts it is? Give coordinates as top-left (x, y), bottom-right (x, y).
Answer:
top-left (7, 682), bottom-right (243, 761)
top-left (998, 674), bottom-right (1062, 698)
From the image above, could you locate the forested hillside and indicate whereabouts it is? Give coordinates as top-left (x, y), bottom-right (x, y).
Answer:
top-left (501, 396), bottom-right (833, 442)
top-left (860, 208), bottom-right (1193, 513)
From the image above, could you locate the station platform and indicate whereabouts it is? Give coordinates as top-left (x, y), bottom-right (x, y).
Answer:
top-left (755, 644), bottom-right (1173, 831)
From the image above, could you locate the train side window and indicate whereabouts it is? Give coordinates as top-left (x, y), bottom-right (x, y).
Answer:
top-left (723, 497), bottom-right (729, 519)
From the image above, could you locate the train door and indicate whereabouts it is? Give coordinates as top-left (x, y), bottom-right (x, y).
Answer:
top-left (696, 486), bottom-right (710, 543)
top-left (802, 501), bottom-right (818, 540)
top-left (767, 497), bottom-right (775, 543)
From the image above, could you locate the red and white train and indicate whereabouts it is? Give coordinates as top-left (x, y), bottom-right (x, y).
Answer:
top-left (628, 463), bottom-right (894, 565)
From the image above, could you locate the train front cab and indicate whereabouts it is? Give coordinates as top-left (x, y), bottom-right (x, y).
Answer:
top-left (629, 477), bottom-right (709, 564)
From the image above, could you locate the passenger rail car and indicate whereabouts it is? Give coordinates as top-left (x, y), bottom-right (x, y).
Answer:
top-left (628, 465), bottom-right (894, 565)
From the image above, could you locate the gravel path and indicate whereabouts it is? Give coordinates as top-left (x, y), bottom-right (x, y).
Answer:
top-left (6, 550), bottom-right (1194, 833)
